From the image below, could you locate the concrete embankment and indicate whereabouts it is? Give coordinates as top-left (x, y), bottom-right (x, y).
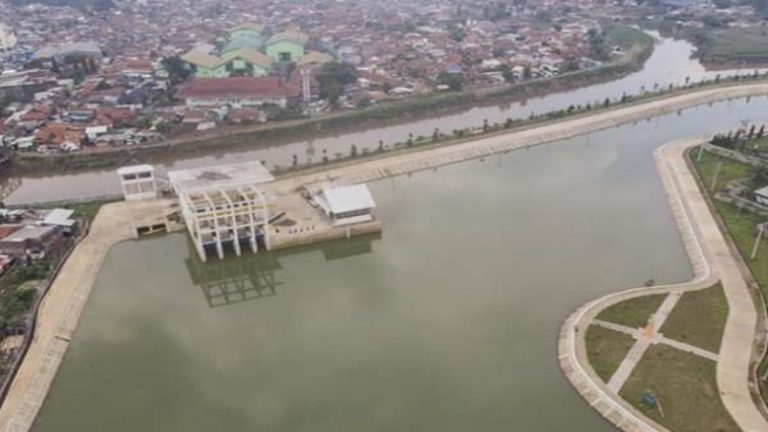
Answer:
top-left (3, 83), bottom-right (768, 431)
top-left (558, 138), bottom-right (768, 431)
top-left (12, 37), bottom-right (652, 175)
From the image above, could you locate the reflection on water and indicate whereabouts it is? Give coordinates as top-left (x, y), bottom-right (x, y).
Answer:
top-left (185, 234), bottom-right (380, 308)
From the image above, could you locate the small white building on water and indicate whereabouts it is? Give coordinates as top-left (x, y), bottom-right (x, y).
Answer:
top-left (315, 184), bottom-right (376, 226)
top-left (117, 164), bottom-right (157, 201)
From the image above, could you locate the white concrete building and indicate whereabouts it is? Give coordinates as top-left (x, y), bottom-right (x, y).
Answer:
top-left (168, 161), bottom-right (275, 262)
top-left (117, 164), bottom-right (157, 201)
top-left (316, 184), bottom-right (376, 226)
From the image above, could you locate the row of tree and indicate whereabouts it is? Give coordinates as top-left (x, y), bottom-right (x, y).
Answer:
top-left (710, 124), bottom-right (767, 149)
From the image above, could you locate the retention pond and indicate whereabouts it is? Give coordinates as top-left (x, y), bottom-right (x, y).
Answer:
top-left (30, 97), bottom-right (768, 431)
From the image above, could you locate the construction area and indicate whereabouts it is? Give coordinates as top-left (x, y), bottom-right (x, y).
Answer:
top-left (117, 160), bottom-right (381, 262)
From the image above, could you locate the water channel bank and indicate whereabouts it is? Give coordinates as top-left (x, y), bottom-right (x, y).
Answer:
top-left (3, 35), bottom-right (763, 205)
top-left (2, 85), bottom-right (768, 431)
top-left (559, 138), bottom-right (768, 432)
top-left (11, 28), bottom-right (653, 175)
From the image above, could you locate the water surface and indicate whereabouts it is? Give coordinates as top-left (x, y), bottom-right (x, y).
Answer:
top-left (31, 96), bottom-right (768, 431)
top-left (6, 34), bottom-right (764, 204)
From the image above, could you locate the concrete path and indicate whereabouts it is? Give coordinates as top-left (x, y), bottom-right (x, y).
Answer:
top-left (593, 315), bottom-right (720, 364)
top-left (607, 292), bottom-right (682, 392)
top-left (559, 137), bottom-right (768, 432)
top-left (0, 200), bottom-right (172, 432)
top-left (662, 139), bottom-right (768, 431)
top-left (4, 83), bottom-right (768, 431)
top-left (272, 82), bottom-right (768, 195)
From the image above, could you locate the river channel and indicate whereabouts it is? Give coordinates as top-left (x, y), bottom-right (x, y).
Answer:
top-left (4, 33), bottom-right (765, 205)
top-left (30, 95), bottom-right (768, 430)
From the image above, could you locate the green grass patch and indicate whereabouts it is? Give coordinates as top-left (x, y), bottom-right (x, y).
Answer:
top-left (585, 325), bottom-right (636, 383)
top-left (690, 148), bottom-right (768, 404)
top-left (66, 199), bottom-right (115, 222)
top-left (660, 284), bottom-right (728, 353)
top-left (596, 294), bottom-right (667, 328)
top-left (697, 27), bottom-right (768, 64)
top-left (605, 25), bottom-right (654, 51)
top-left (693, 148), bottom-right (755, 193)
top-left (619, 345), bottom-right (739, 432)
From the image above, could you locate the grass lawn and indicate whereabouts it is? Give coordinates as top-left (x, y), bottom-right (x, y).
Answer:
top-left (605, 25), bottom-right (654, 51)
top-left (66, 199), bottom-right (116, 222)
top-left (660, 284), bottom-right (728, 353)
top-left (699, 27), bottom-right (768, 64)
top-left (619, 345), bottom-right (740, 432)
top-left (595, 294), bottom-right (667, 329)
top-left (585, 325), bottom-right (636, 383)
top-left (691, 147), bottom-right (768, 402)
top-left (746, 136), bottom-right (768, 153)
top-left (693, 148), bottom-right (755, 193)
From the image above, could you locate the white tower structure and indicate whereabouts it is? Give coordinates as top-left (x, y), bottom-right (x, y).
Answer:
top-left (300, 67), bottom-right (312, 103)
top-left (117, 164), bottom-right (157, 201)
top-left (168, 161), bottom-right (275, 262)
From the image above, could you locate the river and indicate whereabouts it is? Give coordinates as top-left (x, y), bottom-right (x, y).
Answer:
top-left (30, 96), bottom-right (768, 431)
top-left (4, 33), bottom-right (764, 205)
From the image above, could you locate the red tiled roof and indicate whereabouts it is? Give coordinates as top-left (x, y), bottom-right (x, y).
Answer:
top-left (176, 77), bottom-right (300, 100)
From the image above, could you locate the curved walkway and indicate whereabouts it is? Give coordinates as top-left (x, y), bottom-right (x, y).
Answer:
top-left (5, 83), bottom-right (768, 430)
top-left (0, 200), bottom-right (172, 432)
top-left (559, 138), bottom-right (768, 431)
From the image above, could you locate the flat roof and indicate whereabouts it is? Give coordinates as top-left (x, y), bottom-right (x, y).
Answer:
top-left (43, 209), bottom-right (75, 227)
top-left (756, 185), bottom-right (768, 197)
top-left (321, 184), bottom-right (376, 214)
top-left (117, 164), bottom-right (154, 175)
top-left (168, 161), bottom-right (274, 194)
top-left (1, 225), bottom-right (56, 242)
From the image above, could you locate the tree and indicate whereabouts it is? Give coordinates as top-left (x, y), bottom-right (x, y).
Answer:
top-left (349, 144), bottom-right (358, 157)
top-left (317, 62), bottom-right (358, 107)
top-left (523, 65), bottom-right (532, 80)
top-left (437, 71), bottom-right (466, 91)
top-left (162, 55), bottom-right (192, 86)
top-left (499, 64), bottom-right (515, 83)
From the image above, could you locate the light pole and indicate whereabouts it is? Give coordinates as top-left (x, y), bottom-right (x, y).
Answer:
top-left (750, 222), bottom-right (766, 261)
top-left (710, 158), bottom-right (723, 192)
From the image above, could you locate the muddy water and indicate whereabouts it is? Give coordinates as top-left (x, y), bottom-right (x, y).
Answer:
top-left (30, 96), bottom-right (768, 431)
top-left (5, 35), bottom-right (763, 205)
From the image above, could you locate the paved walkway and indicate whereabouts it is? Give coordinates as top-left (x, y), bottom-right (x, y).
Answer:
top-left (559, 137), bottom-right (768, 431)
top-left (607, 292), bottom-right (683, 392)
top-left (0, 200), bottom-right (172, 432)
top-left (4, 83), bottom-right (768, 431)
top-left (272, 83), bottom-right (768, 194)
